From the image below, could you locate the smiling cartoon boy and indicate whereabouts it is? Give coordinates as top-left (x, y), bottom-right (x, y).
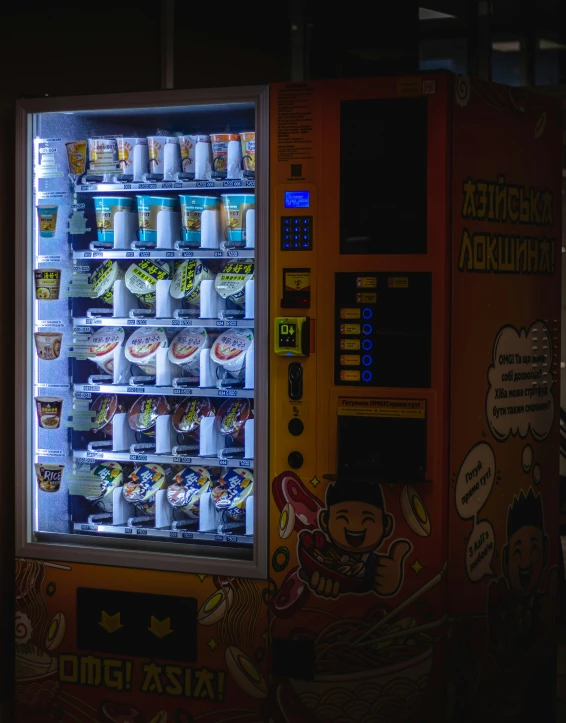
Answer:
top-left (299, 481), bottom-right (412, 598)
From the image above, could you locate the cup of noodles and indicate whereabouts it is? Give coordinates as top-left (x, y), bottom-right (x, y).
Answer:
top-left (123, 463), bottom-right (171, 515)
top-left (148, 136), bottom-right (181, 179)
top-left (88, 138), bottom-right (118, 170)
top-left (37, 205), bottom-right (58, 238)
top-left (179, 195), bottom-right (219, 246)
top-left (90, 395), bottom-right (125, 436)
top-left (127, 395), bottom-right (171, 438)
top-left (65, 140), bottom-right (87, 179)
top-left (240, 132), bottom-right (255, 176)
top-left (34, 268), bottom-right (61, 300)
top-left (215, 398), bottom-right (251, 442)
top-left (210, 133), bottom-right (240, 178)
top-left (93, 197), bottom-right (134, 246)
top-left (221, 194), bottom-right (255, 247)
top-left (136, 195), bottom-right (178, 246)
top-left (167, 466), bottom-right (211, 518)
top-left (86, 327), bottom-right (125, 375)
top-left (170, 259), bottom-right (215, 306)
top-left (214, 260), bottom-right (254, 309)
top-left (211, 468), bottom-right (254, 511)
top-left (34, 331), bottom-right (62, 361)
top-left (211, 328), bottom-right (253, 378)
top-left (172, 397), bottom-right (215, 440)
top-left (85, 462), bottom-right (124, 512)
top-left (168, 327), bottom-right (209, 374)
top-left (35, 397), bottom-right (63, 430)
top-left (34, 464), bottom-right (64, 493)
top-left (116, 137), bottom-right (149, 180)
top-left (89, 260), bottom-right (125, 305)
top-left (125, 327), bottom-right (168, 375)
top-left (179, 134), bottom-right (210, 178)
top-left (125, 259), bottom-right (171, 309)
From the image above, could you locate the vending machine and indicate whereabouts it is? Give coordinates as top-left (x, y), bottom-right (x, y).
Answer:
top-left (14, 73), bottom-right (561, 723)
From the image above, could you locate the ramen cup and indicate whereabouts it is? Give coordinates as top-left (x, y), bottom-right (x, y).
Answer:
top-left (65, 140), bottom-right (87, 178)
top-left (210, 133), bottom-right (240, 179)
top-left (172, 397), bottom-right (215, 440)
top-left (211, 468), bottom-right (254, 510)
top-left (148, 136), bottom-right (181, 179)
top-left (90, 394), bottom-right (125, 436)
top-left (211, 328), bottom-right (253, 378)
top-left (214, 398), bottom-right (251, 443)
top-left (167, 466), bottom-right (211, 517)
top-left (170, 259), bottom-right (215, 306)
top-left (93, 196), bottom-right (134, 245)
top-left (116, 137), bottom-right (149, 180)
top-left (168, 327), bottom-right (209, 374)
top-left (127, 395), bottom-right (171, 438)
top-left (85, 462), bottom-right (123, 512)
top-left (34, 332), bottom-right (62, 361)
top-left (125, 327), bottom-right (168, 375)
top-left (125, 259), bottom-right (171, 309)
top-left (214, 259), bottom-right (254, 308)
top-left (34, 463), bottom-right (64, 493)
top-left (179, 195), bottom-right (219, 246)
top-left (179, 134), bottom-right (210, 177)
top-left (37, 205), bottom-right (58, 238)
top-left (221, 194), bottom-right (255, 247)
top-left (122, 463), bottom-right (170, 515)
top-left (34, 268), bottom-right (61, 300)
top-left (88, 138), bottom-right (118, 172)
top-left (86, 327), bottom-right (125, 375)
top-left (35, 397), bottom-right (63, 430)
top-left (240, 132), bottom-right (255, 176)
top-left (89, 260), bottom-right (124, 305)
top-left (137, 195), bottom-right (178, 246)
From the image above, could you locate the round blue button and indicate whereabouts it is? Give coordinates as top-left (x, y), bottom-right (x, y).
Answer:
top-left (362, 339), bottom-right (372, 350)
top-left (362, 370), bottom-right (372, 382)
top-left (362, 355), bottom-right (372, 366)
top-left (362, 324), bottom-right (372, 335)
top-left (362, 308), bottom-right (373, 319)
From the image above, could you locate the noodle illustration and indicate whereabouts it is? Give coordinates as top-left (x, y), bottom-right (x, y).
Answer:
top-left (215, 577), bottom-right (262, 649)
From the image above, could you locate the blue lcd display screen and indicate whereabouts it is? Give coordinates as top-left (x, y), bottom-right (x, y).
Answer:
top-left (284, 191), bottom-right (310, 208)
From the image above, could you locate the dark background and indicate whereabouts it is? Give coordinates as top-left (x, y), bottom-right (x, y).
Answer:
top-left (2, 0), bottom-right (565, 717)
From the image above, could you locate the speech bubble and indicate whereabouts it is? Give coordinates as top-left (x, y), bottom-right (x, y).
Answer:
top-left (486, 321), bottom-right (554, 442)
top-left (466, 519), bottom-right (495, 582)
top-left (456, 442), bottom-right (496, 520)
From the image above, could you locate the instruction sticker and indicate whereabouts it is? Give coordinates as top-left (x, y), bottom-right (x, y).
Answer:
top-left (388, 277), bottom-right (409, 288)
top-left (284, 270), bottom-right (311, 292)
top-left (338, 398), bottom-right (426, 419)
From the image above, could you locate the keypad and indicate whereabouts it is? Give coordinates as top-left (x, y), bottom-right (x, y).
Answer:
top-left (281, 216), bottom-right (313, 251)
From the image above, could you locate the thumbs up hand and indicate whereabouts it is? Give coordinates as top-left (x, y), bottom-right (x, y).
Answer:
top-left (373, 540), bottom-right (412, 597)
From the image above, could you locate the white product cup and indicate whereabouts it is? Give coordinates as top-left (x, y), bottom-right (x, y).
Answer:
top-left (86, 327), bottom-right (125, 375)
top-left (125, 327), bottom-right (168, 375)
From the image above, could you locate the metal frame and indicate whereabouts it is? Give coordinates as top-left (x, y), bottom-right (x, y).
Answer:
top-left (15, 85), bottom-right (269, 579)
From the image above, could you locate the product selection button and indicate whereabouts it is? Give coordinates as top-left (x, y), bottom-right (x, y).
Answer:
top-left (340, 308), bottom-right (361, 319)
top-left (340, 355), bottom-right (361, 366)
top-left (340, 370), bottom-right (361, 382)
top-left (362, 324), bottom-right (373, 335)
top-left (340, 324), bottom-right (361, 335)
top-left (356, 293), bottom-right (377, 303)
top-left (340, 339), bottom-right (361, 350)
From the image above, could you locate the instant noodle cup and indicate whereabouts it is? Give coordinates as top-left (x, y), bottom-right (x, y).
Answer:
top-left (88, 138), bottom-right (118, 167)
top-left (34, 332), bottom-right (62, 361)
top-left (167, 466), bottom-right (211, 517)
top-left (116, 137), bottom-right (148, 179)
top-left (90, 394), bottom-right (124, 436)
top-left (122, 463), bottom-right (170, 515)
top-left (86, 462), bottom-right (123, 512)
top-left (170, 259), bottom-right (215, 305)
top-left (172, 397), bottom-right (215, 439)
top-left (89, 260), bottom-right (124, 305)
top-left (214, 259), bottom-right (254, 308)
top-left (214, 398), bottom-right (251, 441)
top-left (210, 133), bottom-right (239, 178)
top-left (34, 268), bottom-right (61, 300)
top-left (125, 259), bottom-right (171, 309)
top-left (35, 463), bottom-right (64, 493)
top-left (168, 327), bottom-right (209, 374)
top-left (86, 327), bottom-right (125, 375)
top-left (179, 134), bottom-right (209, 177)
top-left (127, 395), bottom-right (171, 437)
top-left (221, 194), bottom-right (255, 247)
top-left (37, 205), bottom-right (58, 238)
top-left (65, 140), bottom-right (87, 178)
top-left (35, 397), bottom-right (63, 430)
top-left (136, 195), bottom-right (178, 246)
top-left (125, 327), bottom-right (168, 375)
top-left (179, 195), bottom-right (219, 246)
top-left (240, 132), bottom-right (255, 176)
top-left (148, 136), bottom-right (180, 178)
top-left (211, 468), bottom-right (254, 511)
top-left (211, 328), bottom-right (253, 377)
top-left (93, 197), bottom-right (134, 245)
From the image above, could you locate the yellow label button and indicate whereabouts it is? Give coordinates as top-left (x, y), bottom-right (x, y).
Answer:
top-left (356, 293), bottom-right (376, 303)
top-left (340, 370), bottom-right (361, 382)
top-left (340, 355), bottom-right (360, 366)
top-left (340, 324), bottom-right (361, 335)
top-left (356, 277), bottom-right (377, 288)
top-left (388, 277), bottom-right (409, 288)
top-left (340, 339), bottom-right (360, 350)
top-left (340, 308), bottom-right (361, 319)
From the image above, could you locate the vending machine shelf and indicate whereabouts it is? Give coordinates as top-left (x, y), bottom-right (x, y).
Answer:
top-left (73, 383), bottom-right (254, 398)
top-left (72, 523), bottom-right (253, 545)
top-left (73, 317), bottom-right (254, 329)
top-left (73, 450), bottom-right (254, 468)
top-left (73, 249), bottom-right (255, 260)
top-left (36, 178), bottom-right (255, 197)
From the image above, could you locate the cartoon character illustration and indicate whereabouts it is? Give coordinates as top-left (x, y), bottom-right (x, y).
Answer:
top-left (297, 481), bottom-right (412, 598)
top-left (487, 487), bottom-right (558, 668)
